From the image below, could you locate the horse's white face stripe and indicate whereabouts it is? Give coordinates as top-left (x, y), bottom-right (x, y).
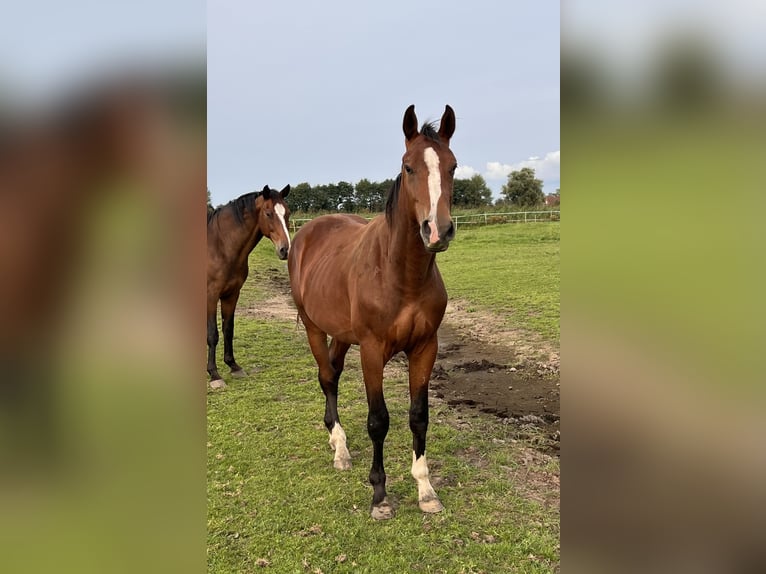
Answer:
top-left (274, 203), bottom-right (290, 249)
top-left (423, 147), bottom-right (441, 222)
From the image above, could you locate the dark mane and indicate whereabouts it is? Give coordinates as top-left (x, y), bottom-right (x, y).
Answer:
top-left (384, 174), bottom-right (402, 226)
top-left (207, 191), bottom-right (260, 226)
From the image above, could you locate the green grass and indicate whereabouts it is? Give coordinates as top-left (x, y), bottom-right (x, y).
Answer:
top-left (208, 224), bottom-right (560, 573)
top-left (439, 223), bottom-right (560, 343)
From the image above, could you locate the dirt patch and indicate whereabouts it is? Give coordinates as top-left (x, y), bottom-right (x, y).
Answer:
top-left (242, 268), bottom-right (299, 323)
top-left (431, 318), bottom-right (560, 454)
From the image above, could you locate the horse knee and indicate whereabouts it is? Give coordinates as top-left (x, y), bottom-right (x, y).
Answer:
top-left (207, 329), bottom-right (219, 347)
top-left (367, 407), bottom-right (389, 442)
top-left (318, 368), bottom-right (339, 394)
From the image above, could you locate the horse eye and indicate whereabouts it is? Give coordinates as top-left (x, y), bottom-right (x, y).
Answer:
top-left (404, 164), bottom-right (413, 174)
top-left (450, 165), bottom-right (457, 176)
top-left (266, 211), bottom-right (273, 218)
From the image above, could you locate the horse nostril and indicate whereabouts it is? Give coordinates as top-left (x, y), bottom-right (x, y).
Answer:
top-left (445, 221), bottom-right (455, 240)
top-left (421, 220), bottom-right (430, 237)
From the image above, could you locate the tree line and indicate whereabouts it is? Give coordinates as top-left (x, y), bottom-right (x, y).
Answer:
top-left (209, 168), bottom-right (557, 214)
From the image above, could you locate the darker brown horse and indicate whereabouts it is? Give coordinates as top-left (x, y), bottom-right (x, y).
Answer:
top-left (288, 105), bottom-right (457, 519)
top-left (206, 185), bottom-right (291, 387)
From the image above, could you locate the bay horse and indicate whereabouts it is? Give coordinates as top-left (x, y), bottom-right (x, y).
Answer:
top-left (206, 185), bottom-right (291, 387)
top-left (288, 105), bottom-right (457, 519)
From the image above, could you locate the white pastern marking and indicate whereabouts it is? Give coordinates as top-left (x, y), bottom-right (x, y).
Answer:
top-left (411, 451), bottom-right (438, 502)
top-left (329, 423), bottom-right (351, 468)
top-left (274, 203), bottom-right (291, 250)
top-left (423, 147), bottom-right (442, 243)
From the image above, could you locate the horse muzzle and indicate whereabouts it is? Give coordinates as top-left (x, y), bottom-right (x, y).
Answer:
top-left (421, 219), bottom-right (455, 252)
top-left (276, 244), bottom-right (289, 260)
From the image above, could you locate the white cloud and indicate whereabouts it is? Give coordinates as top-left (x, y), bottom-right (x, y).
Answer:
top-left (484, 150), bottom-right (560, 182)
top-left (454, 165), bottom-right (478, 179)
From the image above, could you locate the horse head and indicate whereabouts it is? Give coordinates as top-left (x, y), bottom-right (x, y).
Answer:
top-left (401, 105), bottom-right (457, 252)
top-left (258, 184), bottom-right (291, 260)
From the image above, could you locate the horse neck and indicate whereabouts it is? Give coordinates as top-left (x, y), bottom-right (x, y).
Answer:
top-left (385, 190), bottom-right (437, 285)
top-left (217, 206), bottom-right (263, 263)
top-left (239, 212), bottom-right (265, 256)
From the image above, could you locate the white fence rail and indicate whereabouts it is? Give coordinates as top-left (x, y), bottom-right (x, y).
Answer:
top-left (453, 211), bottom-right (560, 229)
top-left (290, 211), bottom-right (559, 234)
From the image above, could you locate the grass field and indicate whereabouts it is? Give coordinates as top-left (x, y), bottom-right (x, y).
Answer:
top-left (438, 223), bottom-right (559, 343)
top-left (208, 222), bottom-right (560, 573)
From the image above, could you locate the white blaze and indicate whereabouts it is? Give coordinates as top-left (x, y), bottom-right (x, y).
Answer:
top-left (274, 203), bottom-right (291, 250)
top-left (423, 147), bottom-right (442, 244)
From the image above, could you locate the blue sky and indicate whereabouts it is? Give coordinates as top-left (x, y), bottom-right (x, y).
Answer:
top-left (208, 0), bottom-right (560, 205)
top-left (1, 2), bottom-right (205, 102)
top-left (2, 1), bottom-right (559, 206)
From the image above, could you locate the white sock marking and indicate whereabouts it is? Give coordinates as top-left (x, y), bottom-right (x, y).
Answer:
top-left (274, 203), bottom-right (291, 250)
top-left (412, 451), bottom-right (438, 502)
top-left (423, 147), bottom-right (442, 244)
top-left (329, 423), bottom-right (351, 467)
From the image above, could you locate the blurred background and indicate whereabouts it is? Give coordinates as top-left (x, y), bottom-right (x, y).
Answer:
top-left (1, 2), bottom-right (205, 573)
top-left (3, 1), bottom-right (765, 572)
top-left (563, 1), bottom-right (766, 573)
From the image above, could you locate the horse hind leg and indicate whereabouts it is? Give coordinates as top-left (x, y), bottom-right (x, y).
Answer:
top-left (207, 301), bottom-right (226, 389)
top-left (221, 293), bottom-right (246, 377)
top-left (327, 338), bottom-right (352, 470)
top-left (305, 326), bottom-right (351, 470)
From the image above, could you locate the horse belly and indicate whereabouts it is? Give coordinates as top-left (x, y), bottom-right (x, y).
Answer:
top-left (303, 297), bottom-right (358, 344)
top-left (290, 219), bottom-right (363, 343)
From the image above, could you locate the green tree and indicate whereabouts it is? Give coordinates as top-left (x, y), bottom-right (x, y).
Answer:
top-left (501, 167), bottom-right (544, 207)
top-left (288, 182), bottom-right (314, 212)
top-left (335, 181), bottom-right (355, 212)
top-left (355, 178), bottom-right (391, 212)
top-left (452, 174), bottom-right (493, 208)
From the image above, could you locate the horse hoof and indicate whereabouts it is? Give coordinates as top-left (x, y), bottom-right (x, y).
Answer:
top-left (370, 498), bottom-right (394, 520)
top-left (419, 496), bottom-right (444, 514)
top-left (209, 379), bottom-right (227, 390)
top-left (333, 458), bottom-right (352, 471)
top-left (230, 368), bottom-right (247, 378)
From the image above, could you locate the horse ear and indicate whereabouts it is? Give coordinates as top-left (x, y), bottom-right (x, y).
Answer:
top-left (261, 185), bottom-right (271, 200)
top-left (403, 104), bottom-right (418, 142)
top-left (280, 184), bottom-right (290, 199)
top-left (438, 105), bottom-right (455, 144)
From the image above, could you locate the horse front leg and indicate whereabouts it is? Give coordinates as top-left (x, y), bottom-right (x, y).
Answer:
top-left (221, 292), bottom-right (246, 377)
top-left (407, 336), bottom-right (444, 513)
top-left (360, 341), bottom-right (393, 520)
top-left (207, 299), bottom-right (225, 388)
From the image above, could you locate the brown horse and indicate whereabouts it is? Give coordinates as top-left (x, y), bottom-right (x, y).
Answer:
top-left (206, 185), bottom-right (291, 387)
top-left (288, 105), bottom-right (457, 519)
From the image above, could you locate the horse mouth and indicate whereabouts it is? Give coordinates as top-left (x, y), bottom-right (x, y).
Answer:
top-left (425, 242), bottom-right (449, 253)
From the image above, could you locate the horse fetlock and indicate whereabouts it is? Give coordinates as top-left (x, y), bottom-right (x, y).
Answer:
top-left (329, 424), bottom-right (351, 469)
top-left (333, 454), bottom-right (352, 471)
